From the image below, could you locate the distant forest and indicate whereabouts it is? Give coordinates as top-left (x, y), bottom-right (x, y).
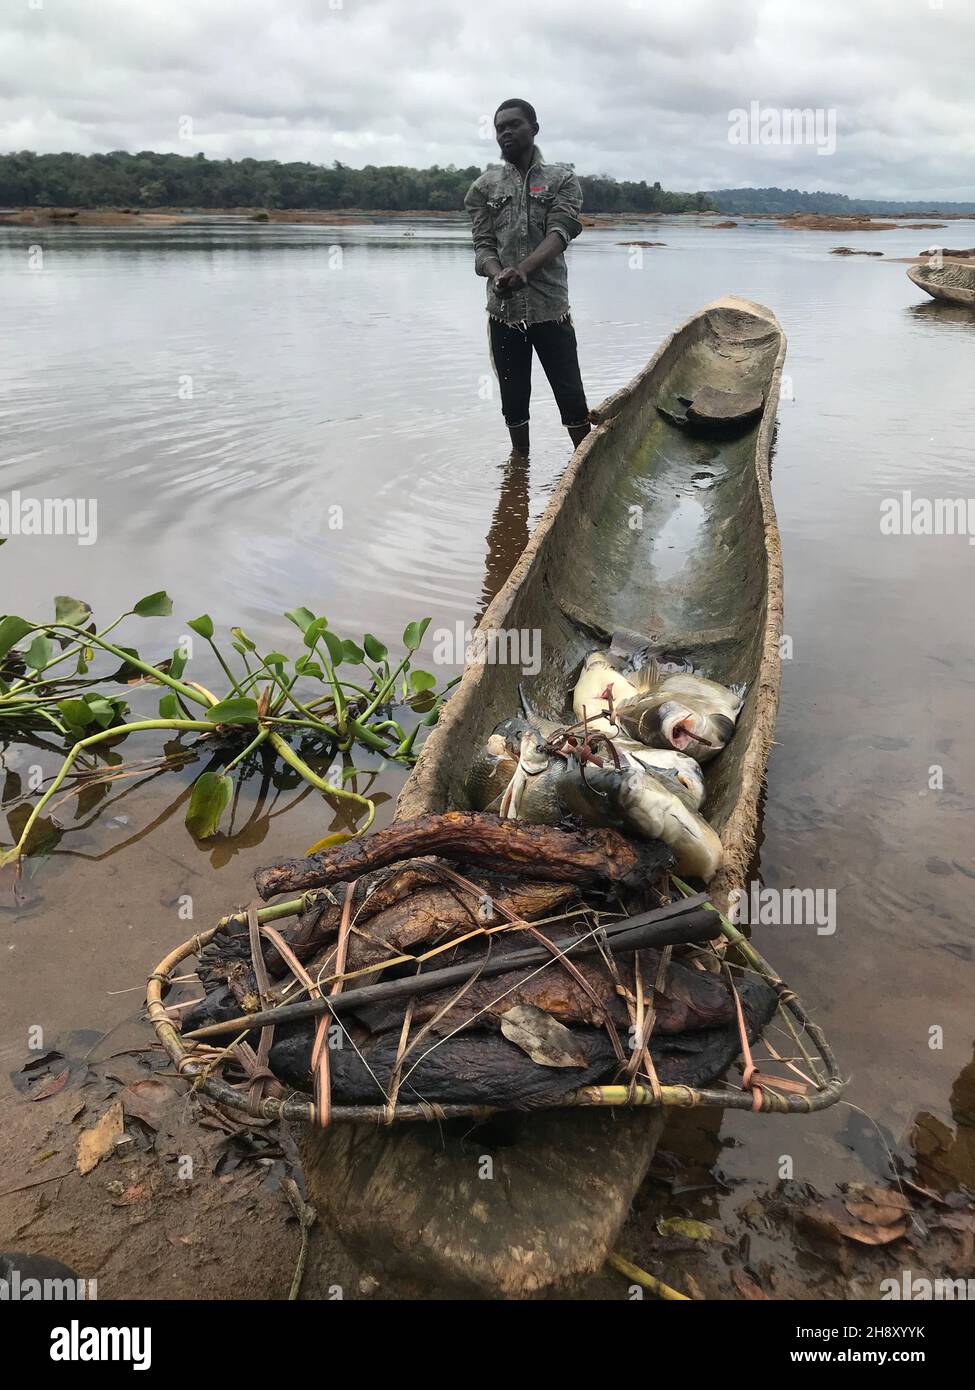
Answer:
top-left (710, 186), bottom-right (975, 215)
top-left (0, 150), bottom-right (713, 214)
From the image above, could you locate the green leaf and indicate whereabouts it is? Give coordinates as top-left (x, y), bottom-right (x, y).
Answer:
top-left (54, 595), bottom-right (92, 627)
top-left (25, 633), bottom-right (53, 671)
top-left (158, 693), bottom-right (180, 719)
top-left (133, 591), bottom-right (173, 618)
top-left (284, 607), bottom-right (317, 635)
top-left (263, 652), bottom-right (287, 667)
top-left (205, 697), bottom-right (259, 726)
top-left (321, 629), bottom-right (345, 666)
top-left (0, 616), bottom-right (34, 658)
top-left (168, 649), bottom-right (187, 679)
top-left (363, 633), bottom-right (388, 663)
top-left (187, 614), bottom-right (214, 640)
top-left (409, 668), bottom-right (436, 693)
top-left (341, 640), bottom-right (365, 664)
top-left (82, 696), bottom-right (117, 729)
top-left (293, 657), bottom-right (323, 679)
top-left (303, 616), bottom-right (330, 650)
top-left (185, 772), bottom-right (233, 839)
top-left (230, 626), bottom-right (256, 652)
top-left (112, 646), bottom-right (143, 681)
top-left (403, 617), bottom-right (431, 652)
top-left (58, 698), bottom-right (94, 730)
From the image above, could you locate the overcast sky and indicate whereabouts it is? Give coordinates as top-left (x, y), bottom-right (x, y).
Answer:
top-left (2, 0), bottom-right (973, 199)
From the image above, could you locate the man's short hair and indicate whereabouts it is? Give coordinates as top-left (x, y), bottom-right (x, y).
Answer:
top-left (494, 99), bottom-right (537, 125)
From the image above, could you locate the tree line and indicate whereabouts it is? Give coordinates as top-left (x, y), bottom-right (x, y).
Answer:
top-left (0, 149), bottom-right (713, 214)
top-left (710, 186), bottom-right (975, 215)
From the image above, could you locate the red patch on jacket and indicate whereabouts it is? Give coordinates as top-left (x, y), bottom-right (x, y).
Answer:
top-left (530, 184), bottom-right (546, 192)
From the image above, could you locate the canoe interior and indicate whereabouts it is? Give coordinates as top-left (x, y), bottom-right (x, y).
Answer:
top-left (907, 262), bottom-right (975, 306)
top-left (311, 299), bottom-right (787, 1298)
top-left (400, 296), bottom-right (786, 899)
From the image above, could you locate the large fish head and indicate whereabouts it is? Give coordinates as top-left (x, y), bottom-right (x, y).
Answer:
top-left (654, 700), bottom-right (722, 762)
top-left (516, 730), bottom-right (553, 775)
top-left (493, 715), bottom-right (540, 756)
top-left (662, 752), bottom-right (706, 808)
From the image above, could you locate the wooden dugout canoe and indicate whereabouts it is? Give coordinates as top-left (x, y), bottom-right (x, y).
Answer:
top-left (302, 296), bottom-right (787, 1297)
top-left (907, 260), bottom-right (975, 307)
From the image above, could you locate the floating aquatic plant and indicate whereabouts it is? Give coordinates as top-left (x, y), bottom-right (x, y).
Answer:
top-left (0, 589), bottom-right (452, 866)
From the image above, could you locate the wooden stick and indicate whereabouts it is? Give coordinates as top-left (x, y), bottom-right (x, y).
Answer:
top-left (182, 904), bottom-right (715, 1042)
top-left (254, 811), bottom-right (670, 900)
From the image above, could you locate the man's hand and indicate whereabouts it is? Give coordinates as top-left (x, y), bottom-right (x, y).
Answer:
top-left (494, 266), bottom-right (528, 297)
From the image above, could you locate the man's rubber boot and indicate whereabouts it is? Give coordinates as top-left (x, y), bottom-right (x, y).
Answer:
top-left (567, 421), bottom-right (592, 450)
top-left (508, 423), bottom-right (530, 457)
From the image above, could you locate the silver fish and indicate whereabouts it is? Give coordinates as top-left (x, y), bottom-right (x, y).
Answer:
top-left (616, 666), bottom-right (745, 764)
top-left (557, 763), bottom-right (723, 881)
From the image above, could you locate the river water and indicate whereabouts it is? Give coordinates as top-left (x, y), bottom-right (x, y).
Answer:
top-left (2, 213), bottom-right (974, 1271)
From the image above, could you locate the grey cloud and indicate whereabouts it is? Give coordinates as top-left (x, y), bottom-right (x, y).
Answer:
top-left (0, 0), bottom-right (972, 199)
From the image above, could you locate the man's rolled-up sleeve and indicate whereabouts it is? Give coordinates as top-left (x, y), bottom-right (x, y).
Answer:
top-left (547, 170), bottom-right (584, 247)
top-left (464, 180), bottom-right (498, 277)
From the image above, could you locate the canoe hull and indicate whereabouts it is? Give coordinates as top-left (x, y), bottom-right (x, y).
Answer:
top-left (305, 297), bottom-right (787, 1296)
top-left (907, 262), bottom-right (975, 306)
top-left (399, 295), bottom-right (786, 912)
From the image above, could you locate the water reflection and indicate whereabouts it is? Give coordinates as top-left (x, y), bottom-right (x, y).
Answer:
top-left (477, 450), bottom-right (531, 620)
top-left (908, 301), bottom-right (975, 332)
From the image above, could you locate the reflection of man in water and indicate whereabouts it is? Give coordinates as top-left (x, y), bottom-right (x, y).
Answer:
top-left (464, 99), bottom-right (591, 459)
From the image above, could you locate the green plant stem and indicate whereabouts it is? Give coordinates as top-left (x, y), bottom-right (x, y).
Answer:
top-left (205, 637), bottom-right (246, 698)
top-left (357, 654), bottom-right (411, 722)
top-left (267, 731), bottom-right (375, 831)
top-left (0, 718), bottom-right (218, 866)
top-left (223, 726), bottom-right (271, 773)
top-left (12, 624), bottom-right (210, 709)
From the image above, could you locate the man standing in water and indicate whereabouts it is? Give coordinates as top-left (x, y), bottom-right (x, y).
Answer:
top-left (465, 100), bottom-right (591, 458)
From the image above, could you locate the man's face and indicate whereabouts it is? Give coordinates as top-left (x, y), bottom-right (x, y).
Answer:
top-left (494, 107), bottom-right (537, 162)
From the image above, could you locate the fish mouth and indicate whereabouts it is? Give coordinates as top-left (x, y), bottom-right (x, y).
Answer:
top-left (671, 718), bottom-right (713, 751)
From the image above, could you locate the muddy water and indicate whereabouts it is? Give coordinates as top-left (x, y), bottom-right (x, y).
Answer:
top-left (2, 215), bottom-right (975, 1272)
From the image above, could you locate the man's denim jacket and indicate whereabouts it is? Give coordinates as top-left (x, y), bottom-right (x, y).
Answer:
top-left (463, 147), bottom-right (584, 326)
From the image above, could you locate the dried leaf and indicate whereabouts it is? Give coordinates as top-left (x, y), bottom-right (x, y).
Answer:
top-left (76, 1100), bottom-right (124, 1174)
top-left (844, 1201), bottom-right (910, 1227)
top-left (731, 1266), bottom-right (769, 1300)
top-left (29, 1068), bottom-right (70, 1101)
top-left (802, 1197), bottom-right (908, 1246)
top-left (498, 1004), bottom-right (588, 1068)
top-left (844, 1183), bottom-right (911, 1212)
top-left (120, 1079), bottom-right (178, 1132)
top-left (656, 1216), bottom-right (714, 1241)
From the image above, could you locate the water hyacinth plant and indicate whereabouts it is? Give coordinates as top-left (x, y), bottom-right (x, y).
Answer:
top-left (0, 590), bottom-right (453, 868)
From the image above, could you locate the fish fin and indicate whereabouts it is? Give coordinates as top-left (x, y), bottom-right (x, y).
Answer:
top-left (729, 682), bottom-right (747, 706)
top-left (518, 682), bottom-right (560, 723)
top-left (630, 657), bottom-right (662, 692)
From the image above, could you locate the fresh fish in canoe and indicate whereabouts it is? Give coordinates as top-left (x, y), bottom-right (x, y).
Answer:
top-left (571, 651), bottom-right (639, 732)
top-left (616, 664), bottom-right (745, 764)
top-left (614, 741), bottom-right (705, 812)
top-left (557, 763), bottom-right (723, 881)
top-left (464, 731), bottom-right (520, 812)
top-left (499, 731), bottom-right (565, 823)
